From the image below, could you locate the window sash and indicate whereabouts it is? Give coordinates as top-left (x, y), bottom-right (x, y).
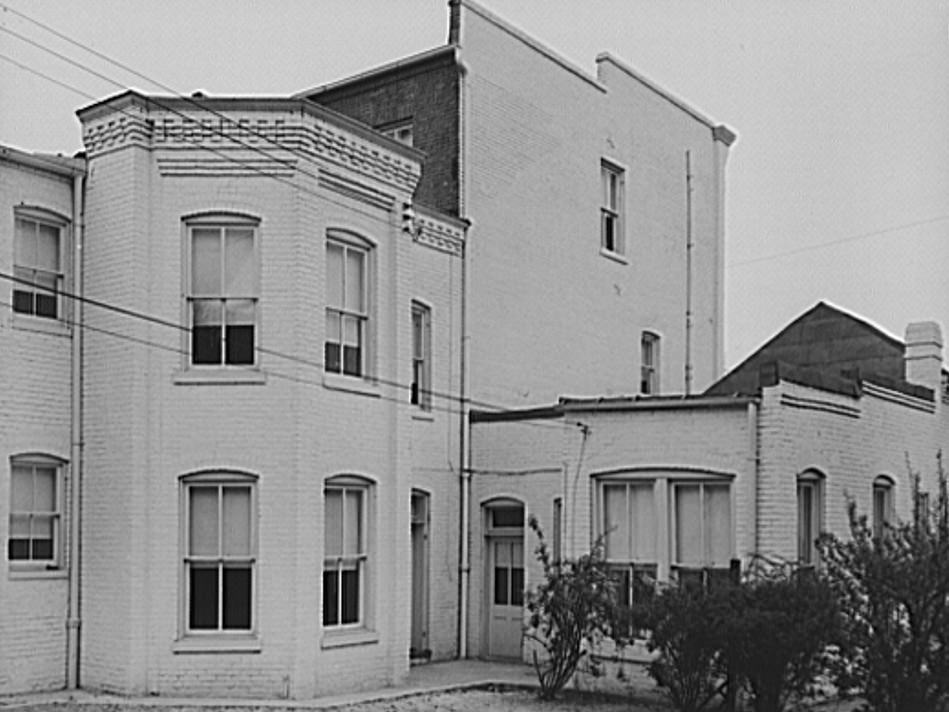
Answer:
top-left (672, 482), bottom-right (731, 568)
top-left (600, 163), bottom-right (624, 253)
top-left (14, 216), bottom-right (63, 319)
top-left (8, 462), bottom-right (60, 564)
top-left (326, 239), bottom-right (369, 376)
top-left (323, 484), bottom-right (368, 628)
top-left (797, 480), bottom-right (820, 565)
top-left (411, 304), bottom-right (431, 408)
top-left (187, 224), bottom-right (258, 367)
top-left (184, 482), bottom-right (255, 633)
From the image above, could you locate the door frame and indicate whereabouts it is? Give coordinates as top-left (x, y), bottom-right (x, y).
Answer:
top-left (410, 489), bottom-right (430, 658)
top-left (481, 497), bottom-right (526, 659)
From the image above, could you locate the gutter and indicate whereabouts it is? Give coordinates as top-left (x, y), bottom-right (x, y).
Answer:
top-left (66, 167), bottom-right (85, 689)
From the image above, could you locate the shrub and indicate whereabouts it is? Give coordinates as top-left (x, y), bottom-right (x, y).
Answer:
top-left (818, 455), bottom-right (949, 712)
top-left (524, 515), bottom-right (623, 699)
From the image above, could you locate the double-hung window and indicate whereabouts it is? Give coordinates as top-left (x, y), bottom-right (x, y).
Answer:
top-left (641, 332), bottom-right (660, 395)
top-left (183, 474), bottom-right (256, 634)
top-left (14, 212), bottom-right (64, 319)
top-left (603, 481), bottom-right (657, 608)
top-left (8, 456), bottom-right (62, 567)
top-left (872, 476), bottom-right (895, 539)
top-left (325, 234), bottom-right (369, 377)
top-left (600, 160), bottom-right (625, 255)
top-left (186, 217), bottom-right (259, 367)
top-left (672, 482), bottom-right (731, 570)
top-left (411, 302), bottom-right (431, 409)
top-left (323, 476), bottom-right (371, 628)
top-left (797, 471), bottom-right (823, 566)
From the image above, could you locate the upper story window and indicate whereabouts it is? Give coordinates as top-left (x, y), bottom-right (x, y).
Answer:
top-left (13, 211), bottom-right (66, 320)
top-left (641, 331), bottom-right (660, 395)
top-left (325, 233), bottom-right (370, 378)
top-left (8, 455), bottom-right (63, 568)
top-left (379, 120), bottom-right (413, 147)
top-left (600, 160), bottom-right (625, 255)
top-left (182, 472), bottom-right (257, 635)
top-left (797, 470), bottom-right (824, 566)
top-left (873, 476), bottom-right (895, 538)
top-left (186, 216), bottom-right (259, 367)
top-left (411, 301), bottom-right (431, 410)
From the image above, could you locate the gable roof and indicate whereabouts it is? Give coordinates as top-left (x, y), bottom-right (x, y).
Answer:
top-left (706, 301), bottom-right (932, 400)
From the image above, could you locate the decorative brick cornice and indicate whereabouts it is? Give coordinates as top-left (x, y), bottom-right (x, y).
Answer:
top-left (779, 392), bottom-right (861, 419)
top-left (413, 211), bottom-right (465, 257)
top-left (80, 99), bottom-right (421, 195)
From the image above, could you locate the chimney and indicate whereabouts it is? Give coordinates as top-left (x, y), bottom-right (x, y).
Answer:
top-left (904, 321), bottom-right (943, 391)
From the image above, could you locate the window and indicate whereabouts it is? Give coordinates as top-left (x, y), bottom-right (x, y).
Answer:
top-left (186, 217), bottom-right (259, 367)
top-left (380, 120), bottom-right (413, 147)
top-left (325, 235), bottom-right (369, 377)
top-left (182, 474), bottom-right (256, 634)
top-left (873, 476), bottom-right (895, 539)
top-left (8, 456), bottom-right (62, 566)
top-left (13, 213), bottom-right (64, 319)
top-left (552, 497), bottom-right (563, 564)
top-left (600, 160), bottom-right (624, 254)
top-left (641, 332), bottom-right (660, 395)
top-left (672, 483), bottom-right (731, 569)
top-left (323, 477), bottom-right (371, 628)
top-left (603, 482), bottom-right (657, 607)
top-left (411, 302), bottom-right (431, 409)
top-left (797, 471), bottom-right (823, 566)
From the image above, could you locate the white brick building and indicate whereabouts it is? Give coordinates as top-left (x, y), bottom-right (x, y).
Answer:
top-left (0, 0), bottom-right (740, 697)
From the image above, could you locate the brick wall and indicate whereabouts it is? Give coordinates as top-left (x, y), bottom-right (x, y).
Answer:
top-left (0, 155), bottom-right (76, 694)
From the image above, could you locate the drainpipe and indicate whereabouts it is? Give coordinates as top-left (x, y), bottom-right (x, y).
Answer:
top-left (456, 49), bottom-right (472, 660)
top-left (66, 167), bottom-right (85, 689)
top-left (747, 400), bottom-right (758, 558)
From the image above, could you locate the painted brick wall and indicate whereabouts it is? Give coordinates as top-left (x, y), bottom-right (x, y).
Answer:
top-left (458, 4), bottom-right (729, 407)
top-left (0, 155), bottom-right (76, 694)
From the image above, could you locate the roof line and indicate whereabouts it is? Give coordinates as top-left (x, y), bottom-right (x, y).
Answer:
top-left (0, 143), bottom-right (85, 176)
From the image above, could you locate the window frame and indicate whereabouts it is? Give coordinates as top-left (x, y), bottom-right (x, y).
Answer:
top-left (12, 208), bottom-right (69, 323)
top-left (670, 481), bottom-right (732, 570)
top-left (378, 119), bottom-right (414, 147)
top-left (179, 471), bottom-right (258, 640)
top-left (322, 475), bottom-right (374, 634)
top-left (600, 160), bottom-right (625, 256)
top-left (324, 231), bottom-right (373, 380)
top-left (872, 475), bottom-right (895, 539)
top-left (410, 300), bottom-right (432, 410)
top-left (8, 454), bottom-right (65, 571)
top-left (640, 331), bottom-right (660, 395)
top-left (182, 213), bottom-right (261, 370)
top-left (797, 470), bottom-right (824, 566)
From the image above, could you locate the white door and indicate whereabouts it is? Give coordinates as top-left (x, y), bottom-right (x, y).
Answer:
top-left (410, 492), bottom-right (429, 656)
top-left (487, 536), bottom-right (524, 658)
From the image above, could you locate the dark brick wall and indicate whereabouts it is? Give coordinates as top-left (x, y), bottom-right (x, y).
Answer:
top-left (308, 53), bottom-right (460, 216)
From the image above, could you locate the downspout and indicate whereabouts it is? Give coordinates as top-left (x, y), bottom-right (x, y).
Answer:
top-left (747, 400), bottom-right (759, 558)
top-left (67, 167), bottom-right (85, 689)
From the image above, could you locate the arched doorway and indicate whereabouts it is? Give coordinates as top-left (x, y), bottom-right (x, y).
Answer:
top-left (483, 499), bottom-right (525, 659)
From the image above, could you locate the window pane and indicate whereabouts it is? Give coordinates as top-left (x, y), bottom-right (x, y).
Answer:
top-left (224, 228), bottom-right (255, 295)
top-left (341, 568), bottom-right (360, 624)
top-left (8, 537), bottom-right (29, 560)
top-left (494, 567), bottom-right (509, 605)
top-left (190, 486), bottom-right (219, 556)
top-left (676, 485), bottom-right (702, 565)
top-left (705, 486), bottom-right (731, 565)
top-left (193, 299), bottom-right (222, 326)
top-left (324, 490), bottom-right (342, 557)
top-left (345, 249), bottom-right (364, 312)
top-left (9, 513), bottom-right (30, 537)
top-left (191, 228), bottom-right (221, 294)
top-left (343, 345), bottom-right (362, 377)
top-left (222, 487), bottom-right (251, 556)
top-left (226, 325), bottom-right (254, 365)
top-left (190, 566), bottom-right (219, 629)
top-left (193, 301), bottom-right (222, 365)
top-left (343, 489), bottom-right (362, 556)
top-left (35, 289), bottom-right (58, 319)
top-left (630, 484), bottom-right (655, 561)
top-left (511, 567), bottom-right (524, 606)
top-left (342, 314), bottom-right (360, 345)
top-left (12, 288), bottom-right (33, 314)
top-left (10, 466), bottom-right (32, 511)
top-left (603, 484), bottom-right (629, 559)
top-left (36, 223), bottom-right (59, 271)
top-left (325, 342), bottom-right (341, 374)
top-left (15, 219), bottom-right (36, 264)
top-left (322, 569), bottom-right (339, 625)
top-left (798, 485), bottom-right (813, 563)
top-left (491, 507), bottom-right (524, 528)
top-left (223, 566), bottom-right (252, 629)
top-left (412, 308), bottom-right (424, 358)
top-left (33, 468), bottom-right (56, 511)
top-left (326, 243), bottom-right (343, 307)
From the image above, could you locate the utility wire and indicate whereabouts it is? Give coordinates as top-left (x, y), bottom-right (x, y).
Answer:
top-left (728, 214), bottom-right (949, 268)
top-left (0, 273), bottom-right (585, 432)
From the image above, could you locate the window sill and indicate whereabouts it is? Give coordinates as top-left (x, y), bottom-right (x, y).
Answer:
top-left (321, 628), bottom-right (379, 650)
top-left (599, 247), bottom-right (628, 265)
top-left (172, 635), bottom-right (262, 654)
top-left (173, 368), bottom-right (267, 386)
top-left (411, 410), bottom-right (435, 422)
top-left (8, 565), bottom-right (66, 581)
top-left (322, 373), bottom-right (381, 398)
top-left (11, 315), bottom-right (71, 337)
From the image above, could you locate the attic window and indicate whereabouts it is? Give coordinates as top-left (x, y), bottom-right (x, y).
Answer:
top-left (379, 120), bottom-right (413, 147)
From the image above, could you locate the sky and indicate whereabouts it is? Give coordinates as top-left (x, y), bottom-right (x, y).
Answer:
top-left (1, 0), bottom-right (947, 370)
